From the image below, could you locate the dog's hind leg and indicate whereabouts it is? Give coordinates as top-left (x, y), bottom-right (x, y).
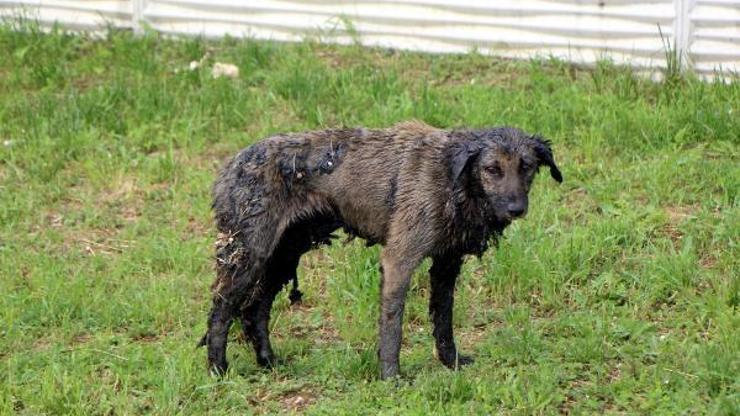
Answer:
top-left (205, 299), bottom-right (233, 375)
top-left (240, 245), bottom-right (303, 367)
top-left (205, 216), bottom-right (286, 375)
top-left (429, 253), bottom-right (472, 369)
top-left (205, 260), bottom-right (266, 375)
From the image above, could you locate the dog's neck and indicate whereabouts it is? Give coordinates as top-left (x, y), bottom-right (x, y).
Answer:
top-left (445, 183), bottom-right (509, 257)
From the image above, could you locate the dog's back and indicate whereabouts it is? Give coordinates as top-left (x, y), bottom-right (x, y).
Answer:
top-left (213, 121), bottom-right (448, 245)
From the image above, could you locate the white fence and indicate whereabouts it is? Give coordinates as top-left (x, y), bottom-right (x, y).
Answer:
top-left (1, 0), bottom-right (738, 78)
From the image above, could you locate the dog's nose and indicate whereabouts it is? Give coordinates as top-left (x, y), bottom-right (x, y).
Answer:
top-left (507, 203), bottom-right (526, 218)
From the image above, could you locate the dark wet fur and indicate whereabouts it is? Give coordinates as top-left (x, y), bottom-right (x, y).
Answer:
top-left (200, 121), bottom-right (562, 378)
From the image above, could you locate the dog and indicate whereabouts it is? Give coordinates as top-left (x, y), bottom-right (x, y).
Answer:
top-left (199, 121), bottom-right (562, 379)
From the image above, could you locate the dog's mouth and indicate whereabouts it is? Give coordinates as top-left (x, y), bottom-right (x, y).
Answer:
top-left (494, 209), bottom-right (529, 224)
top-left (491, 204), bottom-right (528, 223)
top-left (508, 211), bottom-right (528, 221)
top-left (499, 214), bottom-right (516, 223)
top-left (489, 211), bottom-right (513, 226)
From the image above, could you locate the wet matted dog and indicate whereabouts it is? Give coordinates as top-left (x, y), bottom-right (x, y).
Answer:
top-left (199, 121), bottom-right (562, 379)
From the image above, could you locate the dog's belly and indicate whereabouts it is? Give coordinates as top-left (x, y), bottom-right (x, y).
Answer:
top-left (314, 174), bottom-right (393, 245)
top-left (334, 206), bottom-right (388, 245)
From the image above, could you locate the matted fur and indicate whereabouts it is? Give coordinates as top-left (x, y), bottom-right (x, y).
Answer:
top-left (200, 121), bottom-right (562, 379)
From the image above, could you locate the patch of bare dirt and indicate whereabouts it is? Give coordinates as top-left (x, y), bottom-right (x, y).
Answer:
top-left (699, 255), bottom-right (717, 269)
top-left (48, 212), bottom-right (64, 228)
top-left (95, 365), bottom-right (124, 393)
top-left (279, 390), bottom-right (316, 413)
top-left (607, 362), bottom-right (622, 383)
top-left (248, 385), bottom-right (318, 414)
top-left (660, 204), bottom-right (699, 246)
top-left (282, 307), bottom-right (341, 346)
top-left (39, 172), bottom-right (161, 256)
top-left (458, 324), bottom-right (492, 351)
top-left (185, 215), bottom-right (211, 238)
top-left (188, 142), bottom-right (237, 171)
top-left (38, 210), bottom-right (131, 256)
top-left (32, 337), bottom-right (52, 352)
top-left (558, 372), bottom-right (593, 414)
top-left (72, 333), bottom-right (92, 345)
top-left (131, 332), bottom-right (162, 343)
top-left (664, 205), bottom-right (697, 223)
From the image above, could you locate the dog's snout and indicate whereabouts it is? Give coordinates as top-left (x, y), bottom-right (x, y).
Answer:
top-left (506, 202), bottom-right (527, 218)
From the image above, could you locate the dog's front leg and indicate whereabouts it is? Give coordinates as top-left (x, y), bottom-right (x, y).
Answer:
top-left (378, 249), bottom-right (422, 379)
top-left (429, 253), bottom-right (473, 369)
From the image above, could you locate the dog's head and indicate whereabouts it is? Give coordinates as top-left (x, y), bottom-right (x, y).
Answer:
top-left (448, 127), bottom-right (562, 223)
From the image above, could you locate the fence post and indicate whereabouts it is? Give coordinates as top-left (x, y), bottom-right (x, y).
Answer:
top-left (132, 0), bottom-right (144, 34)
top-left (673, 0), bottom-right (695, 71)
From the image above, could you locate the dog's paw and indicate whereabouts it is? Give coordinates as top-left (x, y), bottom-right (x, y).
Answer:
top-left (379, 361), bottom-right (401, 380)
top-left (288, 288), bottom-right (303, 305)
top-left (440, 353), bottom-right (474, 370)
top-left (208, 360), bottom-right (229, 377)
top-left (256, 350), bottom-right (282, 368)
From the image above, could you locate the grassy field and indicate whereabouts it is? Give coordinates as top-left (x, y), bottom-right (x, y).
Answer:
top-left (0, 21), bottom-right (738, 415)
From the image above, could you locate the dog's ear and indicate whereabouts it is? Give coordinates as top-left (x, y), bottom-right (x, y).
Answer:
top-left (531, 136), bottom-right (563, 183)
top-left (447, 140), bottom-right (480, 183)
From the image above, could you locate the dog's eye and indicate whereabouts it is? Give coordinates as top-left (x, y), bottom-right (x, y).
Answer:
top-left (520, 161), bottom-right (533, 171)
top-left (486, 165), bottom-right (503, 177)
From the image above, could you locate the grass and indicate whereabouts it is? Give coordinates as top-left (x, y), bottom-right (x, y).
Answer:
top-left (0, 20), bottom-right (738, 415)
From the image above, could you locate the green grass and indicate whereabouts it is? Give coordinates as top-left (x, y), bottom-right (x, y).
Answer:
top-left (0, 21), bottom-right (738, 415)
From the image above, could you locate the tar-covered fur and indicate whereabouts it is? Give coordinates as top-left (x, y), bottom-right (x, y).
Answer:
top-left (199, 121), bottom-right (562, 379)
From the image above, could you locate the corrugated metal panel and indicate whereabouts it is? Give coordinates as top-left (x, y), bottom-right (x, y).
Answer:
top-left (0, 0), bottom-right (738, 78)
top-left (144, 0), bottom-right (674, 70)
top-left (0, 0), bottom-right (132, 29)
top-left (690, 0), bottom-right (740, 76)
